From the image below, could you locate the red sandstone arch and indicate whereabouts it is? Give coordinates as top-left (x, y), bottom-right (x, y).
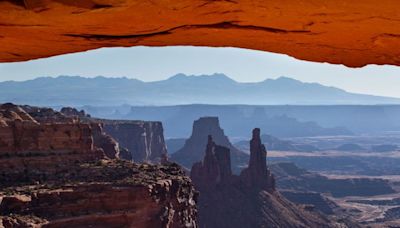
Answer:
top-left (1, 0), bottom-right (399, 67)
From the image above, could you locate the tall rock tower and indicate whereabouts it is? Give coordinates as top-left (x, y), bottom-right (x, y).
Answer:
top-left (240, 128), bottom-right (275, 190)
top-left (191, 135), bottom-right (232, 191)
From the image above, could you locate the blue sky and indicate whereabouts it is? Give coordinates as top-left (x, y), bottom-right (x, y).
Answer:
top-left (1, 46), bottom-right (400, 97)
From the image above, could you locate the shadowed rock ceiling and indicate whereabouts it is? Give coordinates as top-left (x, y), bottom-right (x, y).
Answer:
top-left (0, 0), bottom-right (399, 67)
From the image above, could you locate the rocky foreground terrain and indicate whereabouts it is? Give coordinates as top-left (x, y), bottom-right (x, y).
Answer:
top-left (0, 103), bottom-right (197, 227)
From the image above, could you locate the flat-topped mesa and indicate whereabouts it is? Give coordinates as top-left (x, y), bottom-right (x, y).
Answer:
top-left (0, 104), bottom-right (95, 154)
top-left (23, 105), bottom-right (78, 124)
top-left (0, 104), bottom-right (122, 163)
top-left (240, 128), bottom-right (275, 190)
top-left (191, 135), bottom-right (232, 191)
top-left (172, 117), bottom-right (248, 173)
top-left (0, 103), bottom-right (105, 185)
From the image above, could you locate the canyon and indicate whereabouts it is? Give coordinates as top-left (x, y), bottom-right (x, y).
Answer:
top-left (0, 103), bottom-right (197, 227)
top-left (1, 1), bottom-right (399, 226)
top-left (0, 103), bottom-right (392, 227)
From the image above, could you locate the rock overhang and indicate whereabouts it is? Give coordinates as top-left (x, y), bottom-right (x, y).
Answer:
top-left (0, 0), bottom-right (400, 68)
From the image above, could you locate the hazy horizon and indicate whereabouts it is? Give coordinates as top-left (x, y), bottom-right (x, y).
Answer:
top-left (1, 46), bottom-right (400, 98)
top-left (1, 73), bottom-right (400, 106)
top-left (2, 73), bottom-right (400, 100)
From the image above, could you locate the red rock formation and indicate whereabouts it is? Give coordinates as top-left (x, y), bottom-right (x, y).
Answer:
top-left (0, 104), bottom-right (198, 227)
top-left (1, 161), bottom-right (198, 228)
top-left (0, 104), bottom-right (99, 159)
top-left (172, 117), bottom-right (248, 173)
top-left (190, 129), bottom-right (342, 228)
top-left (90, 122), bottom-right (120, 159)
top-left (0, 0), bottom-right (399, 67)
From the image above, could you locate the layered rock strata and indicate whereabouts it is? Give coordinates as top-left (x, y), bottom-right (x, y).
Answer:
top-left (102, 120), bottom-right (168, 163)
top-left (0, 103), bottom-right (198, 227)
top-left (18, 105), bottom-right (121, 160)
top-left (1, 161), bottom-right (198, 228)
top-left (1, 0), bottom-right (400, 67)
top-left (60, 107), bottom-right (168, 163)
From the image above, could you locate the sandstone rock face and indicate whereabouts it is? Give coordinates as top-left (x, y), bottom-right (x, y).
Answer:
top-left (1, 0), bottom-right (400, 67)
top-left (90, 122), bottom-right (120, 159)
top-left (0, 103), bottom-right (198, 227)
top-left (190, 129), bottom-right (338, 228)
top-left (1, 161), bottom-right (198, 228)
top-left (0, 104), bottom-right (100, 169)
top-left (172, 117), bottom-right (248, 173)
top-left (102, 120), bottom-right (168, 163)
top-left (60, 107), bottom-right (168, 163)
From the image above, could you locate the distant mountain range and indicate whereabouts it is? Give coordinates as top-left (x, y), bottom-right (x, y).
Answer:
top-left (1, 74), bottom-right (400, 106)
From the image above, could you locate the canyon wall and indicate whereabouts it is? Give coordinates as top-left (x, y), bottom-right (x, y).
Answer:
top-left (102, 120), bottom-right (168, 163)
top-left (0, 103), bottom-right (198, 227)
top-left (60, 107), bottom-right (168, 163)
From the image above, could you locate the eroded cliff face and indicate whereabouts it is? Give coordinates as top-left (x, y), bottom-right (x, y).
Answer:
top-left (190, 130), bottom-right (339, 228)
top-left (1, 0), bottom-right (400, 67)
top-left (0, 103), bottom-right (198, 228)
top-left (60, 107), bottom-right (168, 163)
top-left (102, 120), bottom-right (168, 163)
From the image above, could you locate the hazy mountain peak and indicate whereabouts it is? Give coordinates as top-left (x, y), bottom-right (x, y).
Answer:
top-left (262, 76), bottom-right (302, 84)
top-left (166, 73), bottom-right (236, 83)
top-left (275, 76), bottom-right (300, 82)
top-left (167, 73), bottom-right (187, 80)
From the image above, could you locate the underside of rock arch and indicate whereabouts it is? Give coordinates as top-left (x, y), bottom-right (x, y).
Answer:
top-left (1, 0), bottom-right (399, 67)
